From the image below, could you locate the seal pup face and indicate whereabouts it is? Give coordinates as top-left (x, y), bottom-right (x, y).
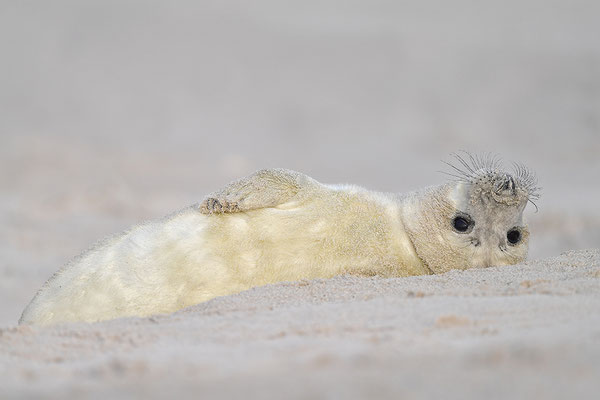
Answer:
top-left (403, 154), bottom-right (540, 274)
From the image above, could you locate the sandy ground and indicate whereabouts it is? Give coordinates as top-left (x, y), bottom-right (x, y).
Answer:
top-left (1, 0), bottom-right (600, 398)
top-left (1, 249), bottom-right (599, 399)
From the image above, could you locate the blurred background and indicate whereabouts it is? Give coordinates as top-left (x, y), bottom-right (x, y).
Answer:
top-left (1, 0), bottom-right (599, 325)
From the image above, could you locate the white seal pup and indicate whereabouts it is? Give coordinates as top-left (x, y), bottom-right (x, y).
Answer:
top-left (20, 154), bottom-right (539, 325)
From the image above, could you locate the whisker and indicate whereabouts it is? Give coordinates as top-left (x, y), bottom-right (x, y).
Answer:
top-left (442, 153), bottom-right (541, 205)
top-left (437, 171), bottom-right (467, 181)
top-left (527, 197), bottom-right (539, 213)
top-left (440, 161), bottom-right (471, 180)
top-left (453, 152), bottom-right (476, 175)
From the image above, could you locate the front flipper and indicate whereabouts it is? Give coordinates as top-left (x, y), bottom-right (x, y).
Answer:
top-left (198, 168), bottom-right (317, 214)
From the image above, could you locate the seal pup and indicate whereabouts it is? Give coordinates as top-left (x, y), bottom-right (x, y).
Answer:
top-left (19, 154), bottom-right (539, 325)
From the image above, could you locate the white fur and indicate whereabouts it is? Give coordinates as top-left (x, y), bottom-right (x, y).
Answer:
top-left (20, 184), bottom-right (426, 325)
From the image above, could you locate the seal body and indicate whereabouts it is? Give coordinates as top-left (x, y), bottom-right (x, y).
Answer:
top-left (20, 157), bottom-right (539, 325)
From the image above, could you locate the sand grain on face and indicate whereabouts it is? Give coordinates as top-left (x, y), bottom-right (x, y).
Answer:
top-left (1, 250), bottom-right (599, 399)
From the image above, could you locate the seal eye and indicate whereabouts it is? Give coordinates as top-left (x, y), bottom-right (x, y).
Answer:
top-left (507, 229), bottom-right (521, 244)
top-left (453, 216), bottom-right (471, 233)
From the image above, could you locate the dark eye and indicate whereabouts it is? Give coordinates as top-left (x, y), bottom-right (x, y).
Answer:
top-left (453, 216), bottom-right (471, 233)
top-left (507, 229), bottom-right (521, 244)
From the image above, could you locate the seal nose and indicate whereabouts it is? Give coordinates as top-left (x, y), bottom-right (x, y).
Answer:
top-left (504, 176), bottom-right (515, 191)
top-left (494, 174), bottom-right (516, 196)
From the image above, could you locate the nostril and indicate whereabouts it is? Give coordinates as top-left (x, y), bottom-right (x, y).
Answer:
top-left (504, 176), bottom-right (515, 191)
top-left (471, 238), bottom-right (480, 247)
top-left (495, 175), bottom-right (516, 195)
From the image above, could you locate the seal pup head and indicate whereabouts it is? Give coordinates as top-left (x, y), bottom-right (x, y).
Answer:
top-left (403, 153), bottom-right (540, 274)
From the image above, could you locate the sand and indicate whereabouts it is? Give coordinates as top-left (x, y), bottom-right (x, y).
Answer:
top-left (1, 249), bottom-right (599, 399)
top-left (2, 0), bottom-right (600, 398)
